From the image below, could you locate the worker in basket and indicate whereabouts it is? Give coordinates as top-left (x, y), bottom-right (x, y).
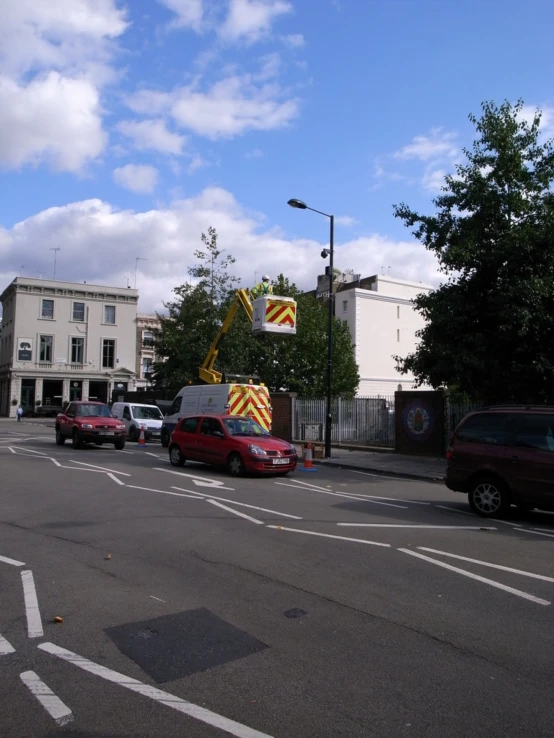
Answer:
top-left (251, 274), bottom-right (273, 299)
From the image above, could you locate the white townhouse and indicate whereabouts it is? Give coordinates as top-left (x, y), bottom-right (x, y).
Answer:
top-left (135, 313), bottom-right (162, 390)
top-left (0, 277), bottom-right (139, 417)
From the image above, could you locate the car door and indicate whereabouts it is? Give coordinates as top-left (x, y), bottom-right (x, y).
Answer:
top-left (509, 413), bottom-right (554, 506)
top-left (196, 417), bottom-right (227, 465)
top-left (177, 416), bottom-right (201, 460)
top-left (60, 403), bottom-right (75, 437)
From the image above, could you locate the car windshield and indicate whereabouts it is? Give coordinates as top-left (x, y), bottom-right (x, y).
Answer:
top-left (132, 405), bottom-right (163, 420)
top-left (223, 417), bottom-right (270, 437)
top-left (76, 404), bottom-right (112, 418)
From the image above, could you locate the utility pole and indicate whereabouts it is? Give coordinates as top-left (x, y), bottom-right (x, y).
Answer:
top-left (50, 248), bottom-right (60, 279)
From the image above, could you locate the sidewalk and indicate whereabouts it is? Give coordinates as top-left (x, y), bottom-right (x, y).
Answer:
top-left (315, 447), bottom-right (446, 482)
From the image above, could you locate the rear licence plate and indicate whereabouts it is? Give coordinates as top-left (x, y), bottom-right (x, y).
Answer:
top-left (104, 431), bottom-right (115, 436)
top-left (273, 458), bottom-right (289, 465)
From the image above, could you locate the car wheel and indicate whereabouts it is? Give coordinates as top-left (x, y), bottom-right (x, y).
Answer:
top-left (55, 427), bottom-right (65, 446)
top-left (468, 476), bottom-right (511, 517)
top-left (114, 439), bottom-right (125, 450)
top-left (129, 426), bottom-right (138, 442)
top-left (72, 429), bottom-right (83, 449)
top-left (227, 452), bottom-right (245, 477)
top-left (161, 429), bottom-right (170, 448)
top-left (169, 444), bottom-right (185, 467)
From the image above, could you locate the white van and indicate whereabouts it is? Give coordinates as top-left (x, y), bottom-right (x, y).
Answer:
top-left (160, 383), bottom-right (271, 447)
top-left (111, 402), bottom-right (164, 442)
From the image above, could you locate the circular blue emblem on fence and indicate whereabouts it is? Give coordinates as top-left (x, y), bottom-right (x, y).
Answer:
top-left (402, 399), bottom-right (434, 442)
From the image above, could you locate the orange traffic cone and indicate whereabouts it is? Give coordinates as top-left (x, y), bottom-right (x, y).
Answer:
top-left (137, 424), bottom-right (146, 448)
top-left (299, 442), bottom-right (317, 472)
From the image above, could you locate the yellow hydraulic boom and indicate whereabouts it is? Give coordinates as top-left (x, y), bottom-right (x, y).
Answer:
top-left (199, 289), bottom-right (253, 384)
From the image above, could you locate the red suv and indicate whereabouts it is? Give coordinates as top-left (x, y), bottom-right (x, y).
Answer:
top-left (446, 406), bottom-right (554, 517)
top-left (169, 414), bottom-right (298, 476)
top-left (55, 401), bottom-right (127, 450)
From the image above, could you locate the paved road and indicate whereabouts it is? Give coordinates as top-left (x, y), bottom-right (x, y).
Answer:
top-left (1, 424), bottom-right (553, 738)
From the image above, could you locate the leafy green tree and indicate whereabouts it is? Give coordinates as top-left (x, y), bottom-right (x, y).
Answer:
top-left (394, 100), bottom-right (554, 403)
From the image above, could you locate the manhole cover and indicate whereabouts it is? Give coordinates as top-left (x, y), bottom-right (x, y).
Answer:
top-left (106, 608), bottom-right (268, 683)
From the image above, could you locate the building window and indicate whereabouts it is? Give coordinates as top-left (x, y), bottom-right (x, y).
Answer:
top-left (73, 302), bottom-right (85, 321)
top-left (142, 358), bottom-right (153, 378)
top-left (102, 339), bottom-right (115, 368)
top-left (397, 305), bottom-right (400, 319)
top-left (397, 329), bottom-right (400, 342)
top-left (41, 299), bottom-right (54, 319)
top-left (103, 305), bottom-right (116, 324)
top-left (142, 330), bottom-right (153, 344)
top-left (71, 337), bottom-right (84, 364)
top-left (39, 335), bottom-right (53, 362)
top-left (342, 300), bottom-right (348, 313)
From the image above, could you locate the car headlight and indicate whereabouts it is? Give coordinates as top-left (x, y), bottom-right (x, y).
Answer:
top-left (116, 424), bottom-right (126, 430)
top-left (81, 423), bottom-right (93, 429)
top-left (248, 444), bottom-right (267, 456)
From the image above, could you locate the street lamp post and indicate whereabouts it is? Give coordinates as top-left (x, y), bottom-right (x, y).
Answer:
top-left (287, 198), bottom-right (335, 459)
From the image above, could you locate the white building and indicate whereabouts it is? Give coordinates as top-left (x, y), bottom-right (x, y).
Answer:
top-left (314, 273), bottom-right (432, 396)
top-left (0, 277), bottom-right (139, 417)
top-left (135, 313), bottom-right (161, 390)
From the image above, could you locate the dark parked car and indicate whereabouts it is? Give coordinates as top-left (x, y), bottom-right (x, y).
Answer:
top-left (55, 401), bottom-right (127, 450)
top-left (169, 414), bottom-right (297, 476)
top-left (446, 406), bottom-right (554, 517)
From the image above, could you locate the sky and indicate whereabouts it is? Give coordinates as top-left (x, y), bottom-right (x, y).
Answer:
top-left (1, 0), bottom-right (553, 314)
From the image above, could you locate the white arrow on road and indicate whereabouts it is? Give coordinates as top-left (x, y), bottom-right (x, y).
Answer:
top-left (154, 468), bottom-right (234, 490)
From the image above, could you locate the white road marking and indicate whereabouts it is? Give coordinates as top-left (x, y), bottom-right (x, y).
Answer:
top-left (0, 554), bottom-right (25, 567)
top-left (119, 450), bottom-right (135, 455)
top-left (20, 671), bottom-right (74, 726)
top-left (8, 447), bottom-right (17, 454)
top-left (207, 499), bottom-right (264, 525)
top-left (60, 466), bottom-right (105, 473)
top-left (266, 525), bottom-right (391, 547)
top-left (145, 452), bottom-right (166, 459)
top-left (108, 473), bottom-right (126, 486)
top-left (339, 490), bottom-right (431, 506)
top-left (0, 437), bottom-right (34, 444)
top-left (274, 482), bottom-right (407, 508)
top-left (398, 548), bottom-right (550, 606)
top-left (70, 461), bottom-right (131, 476)
top-left (352, 469), bottom-right (431, 481)
top-left (150, 595), bottom-right (165, 602)
top-left (8, 445), bottom-right (49, 455)
top-left (434, 505), bottom-right (522, 527)
top-left (126, 485), bottom-right (203, 499)
top-left (39, 642), bottom-right (274, 738)
top-left (171, 487), bottom-right (303, 520)
top-left (0, 633), bottom-right (15, 654)
top-left (417, 547), bottom-right (554, 582)
top-left (50, 457), bottom-right (62, 467)
top-left (21, 570), bottom-right (44, 638)
top-left (154, 467), bottom-right (234, 490)
top-left (533, 528), bottom-right (554, 534)
top-left (338, 524), bottom-right (497, 530)
top-left (524, 529), bottom-right (554, 539)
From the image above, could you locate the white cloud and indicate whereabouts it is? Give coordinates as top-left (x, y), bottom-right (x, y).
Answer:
top-left (394, 128), bottom-right (458, 162)
top-left (422, 166), bottom-right (446, 193)
top-left (113, 164), bottom-right (159, 194)
top-left (244, 148), bottom-right (264, 158)
top-left (126, 74), bottom-right (299, 139)
top-left (116, 119), bottom-right (187, 155)
top-left (187, 153), bottom-right (209, 173)
top-left (219, 0), bottom-right (292, 44)
top-left (0, 188), bottom-right (440, 315)
top-left (335, 216), bottom-right (358, 227)
top-left (517, 104), bottom-right (554, 141)
top-left (157, 0), bottom-right (203, 31)
top-left (281, 33), bottom-right (304, 48)
top-left (0, 72), bottom-right (106, 172)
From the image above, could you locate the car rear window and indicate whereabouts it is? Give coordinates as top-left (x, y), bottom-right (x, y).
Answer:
top-left (514, 414), bottom-right (554, 452)
top-left (456, 413), bottom-right (510, 445)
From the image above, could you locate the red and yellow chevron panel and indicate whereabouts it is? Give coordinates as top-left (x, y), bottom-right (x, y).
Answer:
top-left (228, 385), bottom-right (272, 431)
top-left (265, 300), bottom-right (296, 326)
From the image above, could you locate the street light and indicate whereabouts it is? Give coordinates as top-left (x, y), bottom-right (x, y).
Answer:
top-left (287, 198), bottom-right (335, 459)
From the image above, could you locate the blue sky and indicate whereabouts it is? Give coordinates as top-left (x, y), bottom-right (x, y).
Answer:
top-left (1, 0), bottom-right (553, 312)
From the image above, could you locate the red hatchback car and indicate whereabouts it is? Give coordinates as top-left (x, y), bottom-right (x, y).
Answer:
top-left (169, 414), bottom-right (298, 476)
top-left (55, 401), bottom-right (127, 450)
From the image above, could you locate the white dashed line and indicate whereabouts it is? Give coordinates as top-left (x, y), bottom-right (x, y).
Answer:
top-left (399, 548), bottom-right (550, 606)
top-left (207, 499), bottom-right (264, 525)
top-left (417, 547), bottom-right (554, 582)
top-left (0, 554), bottom-right (25, 567)
top-left (340, 490), bottom-right (431, 505)
top-left (267, 525), bottom-right (391, 547)
top-left (21, 570), bottom-right (44, 638)
top-left (0, 633), bottom-right (15, 654)
top-left (338, 524), bottom-right (496, 530)
top-left (171, 487), bottom-right (303, 520)
top-left (20, 671), bottom-right (74, 726)
top-left (126, 485), bottom-right (202, 499)
top-left (39, 643), bottom-right (274, 738)
top-left (70, 461), bottom-right (131, 476)
top-left (524, 529), bottom-right (554, 539)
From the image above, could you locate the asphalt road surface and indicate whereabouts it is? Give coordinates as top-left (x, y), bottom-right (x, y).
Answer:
top-left (1, 423), bottom-right (553, 738)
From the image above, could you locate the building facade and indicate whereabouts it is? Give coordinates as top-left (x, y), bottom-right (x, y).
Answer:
top-left (0, 277), bottom-right (138, 417)
top-left (311, 273), bottom-right (432, 396)
top-left (135, 313), bottom-right (161, 390)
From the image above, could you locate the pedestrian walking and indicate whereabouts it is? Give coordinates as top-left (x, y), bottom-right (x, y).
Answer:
top-left (16, 404), bottom-right (23, 422)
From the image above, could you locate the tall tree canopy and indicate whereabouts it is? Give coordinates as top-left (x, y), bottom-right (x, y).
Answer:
top-left (394, 100), bottom-right (554, 403)
top-left (151, 230), bottom-right (359, 397)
